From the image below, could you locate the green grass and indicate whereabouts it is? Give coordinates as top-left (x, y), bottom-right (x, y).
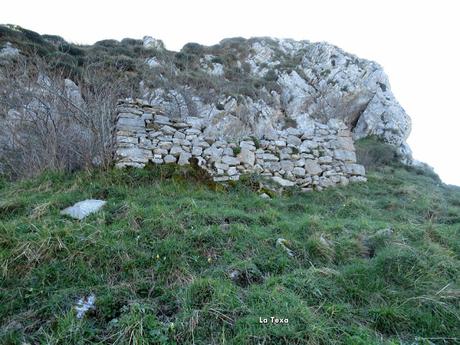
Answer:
top-left (0, 164), bottom-right (459, 344)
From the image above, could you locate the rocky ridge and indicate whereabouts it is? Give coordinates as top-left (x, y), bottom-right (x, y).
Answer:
top-left (140, 36), bottom-right (412, 163)
top-left (0, 28), bottom-right (414, 181)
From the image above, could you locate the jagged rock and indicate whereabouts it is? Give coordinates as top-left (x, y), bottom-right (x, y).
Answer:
top-left (262, 153), bottom-right (279, 161)
top-left (146, 57), bottom-right (161, 68)
top-left (143, 36), bottom-right (164, 50)
top-left (214, 162), bottom-right (229, 170)
top-left (200, 55), bottom-right (225, 76)
top-left (136, 37), bottom-right (412, 163)
top-left (161, 125), bottom-right (176, 135)
top-left (0, 42), bottom-right (19, 59)
top-left (192, 147), bottom-right (203, 156)
top-left (318, 156), bottom-right (333, 163)
top-left (286, 135), bottom-right (302, 147)
top-left (214, 176), bottom-right (231, 182)
top-left (203, 146), bottom-right (223, 160)
top-left (353, 91), bottom-right (411, 148)
top-left (154, 114), bottom-right (171, 124)
top-left (64, 79), bottom-right (84, 106)
top-left (332, 137), bottom-right (355, 151)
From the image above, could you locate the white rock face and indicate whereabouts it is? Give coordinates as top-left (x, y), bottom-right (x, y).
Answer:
top-left (139, 37), bottom-right (412, 162)
top-left (145, 57), bottom-right (161, 68)
top-left (64, 79), bottom-right (84, 105)
top-left (0, 42), bottom-right (19, 59)
top-left (61, 199), bottom-right (106, 220)
top-left (143, 36), bottom-right (164, 50)
top-left (200, 55), bottom-right (225, 76)
top-left (353, 92), bottom-right (411, 146)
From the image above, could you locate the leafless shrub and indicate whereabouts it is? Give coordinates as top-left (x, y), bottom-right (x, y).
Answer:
top-left (0, 54), bottom-right (136, 179)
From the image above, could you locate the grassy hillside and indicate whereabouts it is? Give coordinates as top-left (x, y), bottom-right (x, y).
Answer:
top-left (1, 146), bottom-right (460, 344)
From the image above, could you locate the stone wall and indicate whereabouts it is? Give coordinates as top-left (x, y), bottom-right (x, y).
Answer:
top-left (114, 99), bottom-right (366, 191)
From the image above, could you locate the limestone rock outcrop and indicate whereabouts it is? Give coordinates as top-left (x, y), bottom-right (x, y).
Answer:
top-left (143, 36), bottom-right (164, 50)
top-left (0, 42), bottom-right (19, 59)
top-left (140, 37), bottom-right (412, 163)
top-left (0, 26), bottom-right (413, 181)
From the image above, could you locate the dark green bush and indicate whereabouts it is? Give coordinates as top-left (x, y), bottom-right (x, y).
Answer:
top-left (58, 42), bottom-right (85, 56)
top-left (113, 55), bottom-right (137, 71)
top-left (181, 42), bottom-right (204, 56)
top-left (355, 137), bottom-right (399, 169)
top-left (218, 37), bottom-right (247, 50)
top-left (174, 52), bottom-right (197, 70)
top-left (232, 146), bottom-right (242, 155)
top-left (224, 66), bottom-right (244, 81)
top-left (121, 38), bottom-right (143, 46)
top-left (19, 27), bottom-right (44, 45)
top-left (94, 39), bottom-right (119, 48)
top-left (211, 56), bottom-right (224, 64)
top-left (0, 25), bottom-right (16, 39)
top-left (48, 52), bottom-right (81, 79)
top-left (111, 46), bottom-right (137, 57)
top-left (264, 69), bottom-right (278, 82)
top-left (180, 70), bottom-right (213, 85)
top-left (404, 164), bottom-right (441, 182)
top-left (186, 278), bottom-right (215, 308)
top-left (42, 34), bottom-right (66, 45)
top-left (22, 42), bottom-right (53, 57)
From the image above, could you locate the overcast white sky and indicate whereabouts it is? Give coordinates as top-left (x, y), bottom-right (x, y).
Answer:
top-left (2, 0), bottom-right (459, 185)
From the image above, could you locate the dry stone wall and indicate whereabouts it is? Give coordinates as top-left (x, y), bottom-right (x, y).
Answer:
top-left (114, 99), bottom-right (366, 191)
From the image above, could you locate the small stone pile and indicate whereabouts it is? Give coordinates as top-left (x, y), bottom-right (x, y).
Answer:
top-left (114, 99), bottom-right (366, 191)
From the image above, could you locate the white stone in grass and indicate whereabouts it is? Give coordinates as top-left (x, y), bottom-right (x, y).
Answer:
top-left (61, 199), bottom-right (106, 220)
top-left (276, 238), bottom-right (294, 257)
top-left (75, 294), bottom-right (96, 319)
